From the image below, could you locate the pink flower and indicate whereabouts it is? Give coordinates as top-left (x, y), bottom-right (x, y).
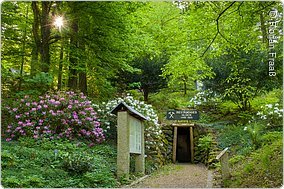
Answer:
top-left (6, 129), bottom-right (11, 133)
top-left (15, 115), bottom-right (21, 119)
top-left (24, 95), bottom-right (29, 99)
top-left (31, 108), bottom-right (36, 111)
top-left (6, 138), bottom-right (12, 142)
top-left (68, 105), bottom-right (72, 109)
top-left (12, 108), bottom-right (18, 112)
top-left (40, 100), bottom-right (44, 104)
top-left (33, 135), bottom-right (38, 139)
top-left (15, 126), bottom-right (21, 131)
top-left (21, 99), bottom-right (25, 102)
top-left (79, 111), bottom-right (86, 115)
top-left (26, 102), bottom-right (30, 106)
top-left (36, 126), bottom-right (40, 130)
top-left (32, 102), bottom-right (37, 106)
top-left (37, 105), bottom-right (42, 110)
top-left (43, 105), bottom-right (48, 108)
top-left (8, 125), bottom-right (13, 128)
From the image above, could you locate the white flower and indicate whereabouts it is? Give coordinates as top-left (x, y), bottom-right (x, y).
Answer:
top-left (261, 115), bottom-right (267, 120)
top-left (244, 127), bottom-right (248, 131)
top-left (266, 104), bottom-right (273, 108)
top-left (256, 112), bottom-right (262, 115)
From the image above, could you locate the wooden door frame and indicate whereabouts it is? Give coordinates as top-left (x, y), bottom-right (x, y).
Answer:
top-left (172, 123), bottom-right (194, 163)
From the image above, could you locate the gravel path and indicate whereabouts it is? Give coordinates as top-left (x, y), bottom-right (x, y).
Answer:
top-left (131, 163), bottom-right (212, 188)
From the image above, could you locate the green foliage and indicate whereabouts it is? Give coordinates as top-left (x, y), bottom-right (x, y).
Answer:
top-left (118, 54), bottom-right (168, 101)
top-left (244, 122), bottom-right (263, 150)
top-left (149, 89), bottom-right (195, 116)
top-left (216, 124), bottom-right (252, 155)
top-left (82, 171), bottom-right (117, 188)
top-left (61, 152), bottom-right (93, 175)
top-left (195, 134), bottom-right (214, 165)
top-left (1, 138), bottom-right (118, 188)
top-left (205, 46), bottom-right (282, 111)
top-left (227, 138), bottom-right (282, 188)
top-left (21, 72), bottom-right (53, 95)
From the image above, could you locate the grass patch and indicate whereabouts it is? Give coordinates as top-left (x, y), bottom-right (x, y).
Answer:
top-left (1, 138), bottom-right (118, 188)
top-left (226, 137), bottom-right (282, 188)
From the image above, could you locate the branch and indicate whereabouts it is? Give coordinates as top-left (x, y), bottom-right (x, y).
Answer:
top-left (200, 1), bottom-right (236, 57)
top-left (253, 2), bottom-right (276, 14)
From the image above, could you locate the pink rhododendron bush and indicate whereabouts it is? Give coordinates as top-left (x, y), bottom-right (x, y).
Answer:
top-left (2, 91), bottom-right (105, 143)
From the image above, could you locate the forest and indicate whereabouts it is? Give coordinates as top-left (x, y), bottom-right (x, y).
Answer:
top-left (1, 1), bottom-right (283, 188)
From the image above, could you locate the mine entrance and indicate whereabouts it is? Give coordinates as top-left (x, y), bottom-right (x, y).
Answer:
top-left (176, 127), bottom-right (191, 162)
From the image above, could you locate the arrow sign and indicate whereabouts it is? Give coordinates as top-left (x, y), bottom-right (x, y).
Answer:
top-left (166, 110), bottom-right (199, 120)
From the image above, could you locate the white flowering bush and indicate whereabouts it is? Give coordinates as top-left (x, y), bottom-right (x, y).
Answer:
top-left (93, 94), bottom-right (164, 148)
top-left (189, 89), bottom-right (221, 108)
top-left (255, 103), bottom-right (283, 128)
top-left (93, 94), bottom-right (167, 171)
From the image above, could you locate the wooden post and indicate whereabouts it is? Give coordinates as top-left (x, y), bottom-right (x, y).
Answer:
top-left (189, 126), bottom-right (194, 163)
top-left (173, 126), bottom-right (177, 163)
top-left (216, 148), bottom-right (230, 180)
top-left (117, 111), bottom-right (130, 179)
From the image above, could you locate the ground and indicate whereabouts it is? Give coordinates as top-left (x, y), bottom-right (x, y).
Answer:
top-left (130, 163), bottom-right (212, 188)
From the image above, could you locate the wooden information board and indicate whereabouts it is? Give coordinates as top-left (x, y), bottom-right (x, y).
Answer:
top-left (129, 116), bottom-right (142, 154)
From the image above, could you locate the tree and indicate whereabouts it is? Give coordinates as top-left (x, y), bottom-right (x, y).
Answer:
top-left (118, 54), bottom-right (168, 101)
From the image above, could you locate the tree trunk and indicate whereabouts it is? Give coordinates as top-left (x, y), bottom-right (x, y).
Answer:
top-left (31, 2), bottom-right (40, 76)
top-left (260, 11), bottom-right (268, 48)
top-left (143, 85), bottom-right (149, 102)
top-left (40, 2), bottom-right (51, 73)
top-left (18, 5), bottom-right (29, 91)
top-left (183, 80), bottom-right (187, 95)
top-left (68, 18), bottom-right (79, 90)
top-left (57, 40), bottom-right (64, 90)
top-left (79, 72), bottom-right (87, 94)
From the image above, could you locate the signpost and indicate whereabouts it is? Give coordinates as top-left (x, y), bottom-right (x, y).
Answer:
top-left (111, 102), bottom-right (146, 179)
top-left (167, 110), bottom-right (199, 120)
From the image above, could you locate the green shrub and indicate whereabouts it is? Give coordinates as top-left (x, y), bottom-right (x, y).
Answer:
top-left (1, 150), bottom-right (18, 168)
top-left (227, 138), bottom-right (282, 188)
top-left (61, 152), bottom-right (93, 175)
top-left (82, 171), bottom-right (117, 188)
top-left (1, 138), bottom-right (118, 188)
top-left (195, 134), bottom-right (213, 165)
top-left (244, 122), bottom-right (263, 149)
top-left (2, 176), bottom-right (22, 188)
